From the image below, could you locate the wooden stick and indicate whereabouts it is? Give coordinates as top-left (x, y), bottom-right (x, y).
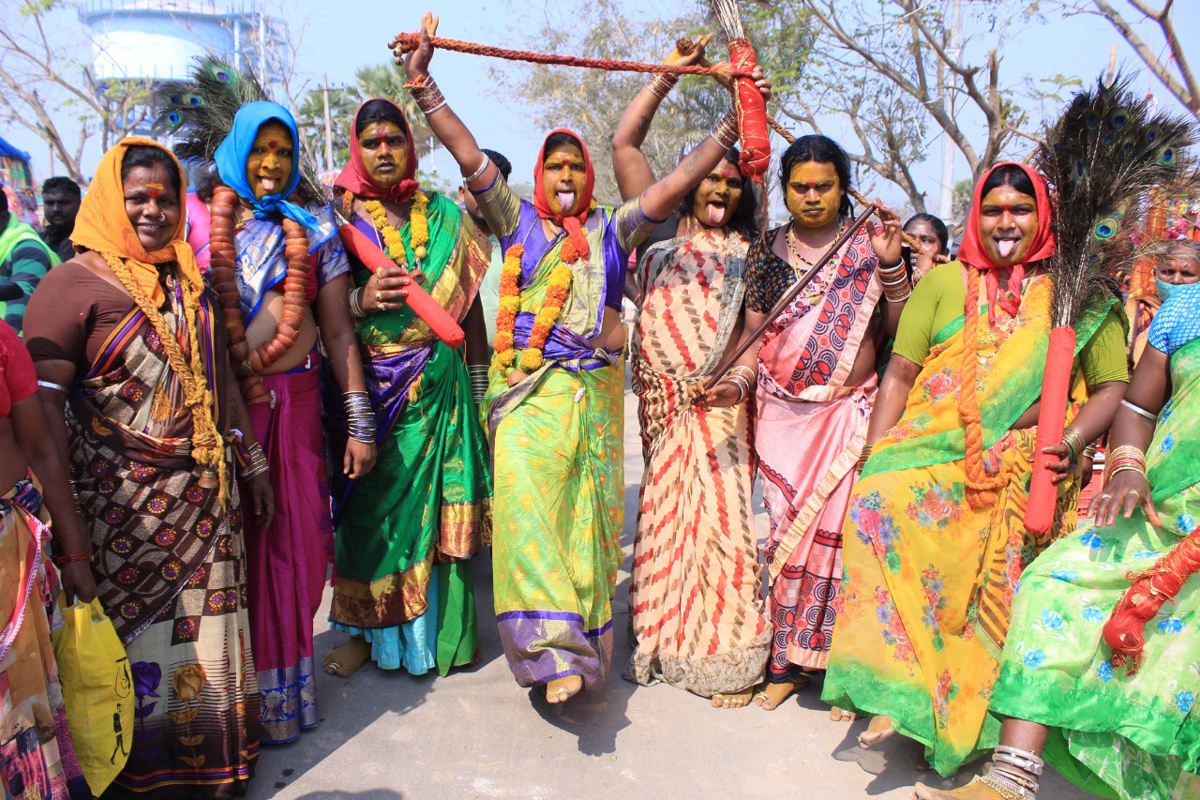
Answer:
top-left (703, 202), bottom-right (878, 391)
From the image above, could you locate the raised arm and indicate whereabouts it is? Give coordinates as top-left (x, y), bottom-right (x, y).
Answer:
top-left (635, 66), bottom-right (771, 226)
top-left (401, 13), bottom-right (498, 195)
top-left (612, 35), bottom-right (711, 201)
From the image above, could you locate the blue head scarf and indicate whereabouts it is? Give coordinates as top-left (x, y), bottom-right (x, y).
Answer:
top-left (214, 101), bottom-right (319, 231)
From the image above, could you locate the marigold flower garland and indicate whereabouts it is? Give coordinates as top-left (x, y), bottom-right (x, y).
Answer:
top-left (493, 241), bottom-right (574, 372)
top-left (364, 191), bottom-right (429, 270)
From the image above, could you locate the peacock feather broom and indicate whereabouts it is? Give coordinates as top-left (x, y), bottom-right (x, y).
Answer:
top-left (1024, 73), bottom-right (1197, 534)
top-left (153, 55), bottom-right (465, 348)
top-left (152, 56), bottom-right (325, 203)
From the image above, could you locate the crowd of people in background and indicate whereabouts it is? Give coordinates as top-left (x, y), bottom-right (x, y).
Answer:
top-left (3, 12), bottom-right (1200, 800)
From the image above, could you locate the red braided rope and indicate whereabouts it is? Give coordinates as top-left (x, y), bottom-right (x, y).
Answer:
top-left (390, 32), bottom-right (754, 78)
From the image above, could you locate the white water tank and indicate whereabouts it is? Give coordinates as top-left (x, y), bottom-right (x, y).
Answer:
top-left (78, 0), bottom-right (285, 84)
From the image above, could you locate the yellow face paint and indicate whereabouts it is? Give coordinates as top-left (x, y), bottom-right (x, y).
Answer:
top-left (785, 161), bottom-right (842, 231)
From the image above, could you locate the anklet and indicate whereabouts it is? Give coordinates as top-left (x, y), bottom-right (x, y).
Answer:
top-left (994, 745), bottom-right (1045, 777)
top-left (979, 771), bottom-right (1037, 799)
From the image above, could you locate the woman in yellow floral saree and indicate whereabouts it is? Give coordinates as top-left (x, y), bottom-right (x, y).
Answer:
top-left (822, 163), bottom-right (1129, 776)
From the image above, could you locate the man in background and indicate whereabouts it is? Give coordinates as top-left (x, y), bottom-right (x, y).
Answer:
top-left (459, 148), bottom-right (511, 350)
top-left (0, 185), bottom-right (59, 335)
top-left (40, 176), bottom-right (81, 263)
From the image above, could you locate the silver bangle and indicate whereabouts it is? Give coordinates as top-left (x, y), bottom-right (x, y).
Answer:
top-left (463, 155), bottom-right (490, 184)
top-left (349, 286), bottom-right (366, 318)
top-left (1120, 399), bottom-right (1158, 422)
top-left (37, 379), bottom-right (69, 393)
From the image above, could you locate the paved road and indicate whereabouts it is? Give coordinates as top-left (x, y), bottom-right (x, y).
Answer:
top-left (247, 383), bottom-right (1098, 800)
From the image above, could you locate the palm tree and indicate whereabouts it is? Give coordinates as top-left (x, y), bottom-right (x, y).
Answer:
top-left (297, 63), bottom-right (435, 171)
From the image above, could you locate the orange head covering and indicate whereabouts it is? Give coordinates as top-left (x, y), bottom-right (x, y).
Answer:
top-left (71, 137), bottom-right (203, 306)
top-left (532, 129), bottom-right (595, 261)
top-left (957, 161), bottom-right (1056, 324)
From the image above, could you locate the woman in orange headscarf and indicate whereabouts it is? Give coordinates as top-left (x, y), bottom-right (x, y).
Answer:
top-left (821, 163), bottom-right (1129, 776)
top-left (24, 138), bottom-right (269, 799)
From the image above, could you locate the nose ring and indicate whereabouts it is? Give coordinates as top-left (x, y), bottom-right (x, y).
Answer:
top-left (156, 212), bottom-right (166, 222)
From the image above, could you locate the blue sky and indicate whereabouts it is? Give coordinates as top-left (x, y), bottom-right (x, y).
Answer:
top-left (6, 0), bottom-right (1198, 214)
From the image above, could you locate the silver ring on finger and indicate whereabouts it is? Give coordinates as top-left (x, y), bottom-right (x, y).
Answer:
top-left (1125, 489), bottom-right (1141, 499)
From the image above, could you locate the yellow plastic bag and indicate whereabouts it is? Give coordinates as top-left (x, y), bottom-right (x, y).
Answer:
top-left (51, 598), bottom-right (134, 795)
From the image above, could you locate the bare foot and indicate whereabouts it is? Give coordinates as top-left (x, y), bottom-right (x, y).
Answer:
top-left (323, 636), bottom-right (371, 678)
top-left (546, 674), bottom-right (583, 704)
top-left (710, 689), bottom-right (754, 709)
top-left (912, 777), bottom-right (1004, 799)
top-left (858, 714), bottom-right (896, 748)
top-left (752, 675), bottom-right (809, 711)
top-left (829, 706), bottom-right (858, 722)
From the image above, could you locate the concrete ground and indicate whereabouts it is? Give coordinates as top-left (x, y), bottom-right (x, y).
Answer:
top-left (247, 381), bottom-right (1098, 800)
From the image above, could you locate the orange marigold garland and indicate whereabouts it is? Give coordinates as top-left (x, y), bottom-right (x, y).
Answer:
top-left (494, 244), bottom-right (523, 367)
top-left (521, 262), bottom-right (571, 370)
top-left (493, 242), bottom-right (574, 372)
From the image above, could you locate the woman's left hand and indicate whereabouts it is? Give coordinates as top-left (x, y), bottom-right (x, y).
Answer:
top-left (750, 65), bottom-right (772, 102)
top-left (60, 561), bottom-right (97, 605)
top-left (402, 12), bottom-right (439, 81)
top-left (246, 472), bottom-right (275, 528)
top-left (867, 201), bottom-right (903, 266)
top-left (1041, 442), bottom-right (1077, 485)
top-left (710, 64), bottom-right (772, 102)
top-left (698, 380), bottom-right (745, 408)
top-left (344, 439), bottom-right (378, 480)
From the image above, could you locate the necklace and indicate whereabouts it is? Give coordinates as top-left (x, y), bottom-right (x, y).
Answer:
top-left (786, 218), bottom-right (847, 272)
top-left (494, 243), bottom-right (572, 372)
top-left (208, 186), bottom-right (309, 403)
top-left (785, 218), bottom-right (846, 306)
top-left (364, 193), bottom-right (429, 271)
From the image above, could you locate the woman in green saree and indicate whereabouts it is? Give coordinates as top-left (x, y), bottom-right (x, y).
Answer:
top-left (916, 273), bottom-right (1200, 800)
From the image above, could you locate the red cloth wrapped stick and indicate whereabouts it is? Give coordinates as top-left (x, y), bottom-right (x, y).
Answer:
top-left (1024, 325), bottom-right (1077, 534)
top-left (337, 223), bottom-right (465, 350)
top-left (1103, 531), bottom-right (1200, 673)
top-left (726, 38), bottom-right (770, 183)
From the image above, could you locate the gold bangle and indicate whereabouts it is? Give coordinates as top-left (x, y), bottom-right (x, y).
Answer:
top-left (406, 75), bottom-right (446, 115)
top-left (710, 109), bottom-right (739, 149)
top-left (646, 73), bottom-right (678, 100)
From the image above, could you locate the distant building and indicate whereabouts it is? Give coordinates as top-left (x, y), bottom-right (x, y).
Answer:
top-left (78, 0), bottom-right (288, 88)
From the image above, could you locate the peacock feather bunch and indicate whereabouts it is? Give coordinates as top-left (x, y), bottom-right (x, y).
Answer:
top-left (152, 57), bottom-right (324, 203)
top-left (1036, 73), bottom-right (1198, 328)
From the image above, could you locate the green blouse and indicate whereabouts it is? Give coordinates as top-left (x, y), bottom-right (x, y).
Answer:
top-left (891, 261), bottom-right (1129, 387)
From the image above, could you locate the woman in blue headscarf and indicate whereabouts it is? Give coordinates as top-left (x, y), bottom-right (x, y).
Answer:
top-left (209, 101), bottom-right (377, 744)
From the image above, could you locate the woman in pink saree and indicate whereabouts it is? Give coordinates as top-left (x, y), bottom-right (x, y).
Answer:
top-left (745, 136), bottom-right (904, 710)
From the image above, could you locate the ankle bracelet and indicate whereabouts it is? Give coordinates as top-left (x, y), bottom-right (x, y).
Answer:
top-left (979, 770), bottom-right (1038, 799)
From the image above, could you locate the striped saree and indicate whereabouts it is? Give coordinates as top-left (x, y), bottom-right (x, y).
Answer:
top-left (624, 228), bottom-right (770, 696)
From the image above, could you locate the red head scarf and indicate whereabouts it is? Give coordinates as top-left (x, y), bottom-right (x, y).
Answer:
top-left (335, 98), bottom-right (419, 204)
top-left (957, 161), bottom-right (1056, 323)
top-left (533, 128), bottom-right (595, 261)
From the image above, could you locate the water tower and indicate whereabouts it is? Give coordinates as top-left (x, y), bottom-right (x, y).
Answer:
top-left (78, 0), bottom-right (288, 88)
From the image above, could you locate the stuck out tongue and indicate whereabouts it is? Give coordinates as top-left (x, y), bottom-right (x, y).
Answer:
top-left (705, 203), bottom-right (725, 226)
top-left (556, 191), bottom-right (576, 212)
top-left (996, 239), bottom-right (1017, 258)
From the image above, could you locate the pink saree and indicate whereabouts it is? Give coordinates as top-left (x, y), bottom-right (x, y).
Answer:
top-left (753, 225), bottom-right (882, 677)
